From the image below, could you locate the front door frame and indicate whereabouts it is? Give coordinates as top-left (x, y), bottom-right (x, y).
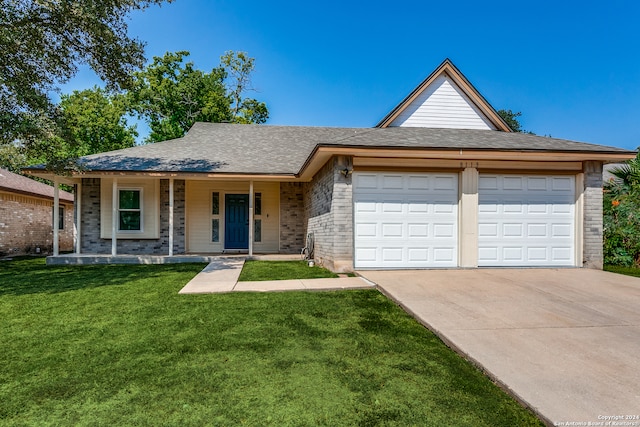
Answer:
top-left (225, 193), bottom-right (250, 250)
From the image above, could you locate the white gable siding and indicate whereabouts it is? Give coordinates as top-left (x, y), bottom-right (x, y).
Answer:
top-left (389, 75), bottom-right (497, 130)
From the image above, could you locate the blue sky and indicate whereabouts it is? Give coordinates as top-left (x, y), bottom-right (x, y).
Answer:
top-left (65, 0), bottom-right (640, 150)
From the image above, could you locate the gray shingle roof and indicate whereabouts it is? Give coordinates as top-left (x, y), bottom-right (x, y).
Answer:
top-left (71, 122), bottom-right (632, 175)
top-left (0, 168), bottom-right (74, 202)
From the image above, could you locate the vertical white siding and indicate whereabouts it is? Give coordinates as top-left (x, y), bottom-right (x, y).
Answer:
top-left (389, 75), bottom-right (497, 130)
top-left (186, 181), bottom-right (279, 253)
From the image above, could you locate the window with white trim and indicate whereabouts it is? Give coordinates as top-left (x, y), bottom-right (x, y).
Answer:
top-left (118, 189), bottom-right (142, 231)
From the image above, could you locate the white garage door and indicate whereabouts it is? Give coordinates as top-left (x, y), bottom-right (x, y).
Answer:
top-left (353, 172), bottom-right (458, 269)
top-left (478, 174), bottom-right (575, 267)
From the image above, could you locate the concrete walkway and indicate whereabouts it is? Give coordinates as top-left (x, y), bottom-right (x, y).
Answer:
top-left (179, 259), bottom-right (374, 294)
top-left (359, 269), bottom-right (640, 426)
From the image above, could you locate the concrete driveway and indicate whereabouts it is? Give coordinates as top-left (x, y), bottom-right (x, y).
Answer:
top-left (359, 268), bottom-right (640, 426)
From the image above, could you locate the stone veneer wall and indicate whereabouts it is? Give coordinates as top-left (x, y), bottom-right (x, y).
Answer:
top-left (0, 191), bottom-right (74, 256)
top-left (80, 178), bottom-right (185, 255)
top-left (279, 182), bottom-right (305, 254)
top-left (583, 161), bottom-right (603, 269)
top-left (303, 156), bottom-right (353, 272)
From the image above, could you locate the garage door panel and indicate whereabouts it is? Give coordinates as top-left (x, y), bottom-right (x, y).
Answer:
top-left (355, 223), bottom-right (377, 238)
top-left (408, 176), bottom-right (430, 189)
top-left (503, 203), bottom-right (525, 214)
top-left (478, 174), bottom-right (575, 267)
top-left (354, 174), bottom-right (378, 189)
top-left (528, 247), bottom-right (548, 261)
top-left (503, 223), bottom-right (523, 237)
top-left (433, 223), bottom-right (455, 238)
top-left (527, 223), bottom-right (548, 237)
top-left (503, 247), bottom-right (524, 261)
top-left (434, 176), bottom-right (456, 190)
top-left (354, 172), bottom-right (458, 269)
top-left (552, 247), bottom-right (573, 261)
top-left (408, 248), bottom-right (429, 262)
top-left (552, 223), bottom-right (572, 237)
top-left (408, 223), bottom-right (429, 238)
top-left (382, 223), bottom-right (403, 238)
top-left (382, 175), bottom-right (403, 189)
top-left (552, 177), bottom-right (573, 191)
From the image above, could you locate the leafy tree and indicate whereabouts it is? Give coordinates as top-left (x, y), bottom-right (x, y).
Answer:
top-left (497, 109), bottom-right (523, 132)
top-left (130, 50), bottom-right (269, 142)
top-left (604, 151), bottom-right (640, 266)
top-left (58, 87), bottom-right (137, 156)
top-left (0, 0), bottom-right (170, 162)
top-left (129, 51), bottom-right (231, 142)
top-left (220, 51), bottom-right (269, 124)
top-left (0, 144), bottom-right (27, 174)
top-left (497, 109), bottom-right (535, 134)
top-left (0, 87), bottom-right (137, 172)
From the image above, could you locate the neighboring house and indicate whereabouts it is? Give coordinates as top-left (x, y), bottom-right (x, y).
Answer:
top-left (26, 59), bottom-right (634, 270)
top-left (0, 168), bottom-right (74, 256)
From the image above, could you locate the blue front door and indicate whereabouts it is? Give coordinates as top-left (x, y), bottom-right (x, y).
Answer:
top-left (225, 194), bottom-right (249, 250)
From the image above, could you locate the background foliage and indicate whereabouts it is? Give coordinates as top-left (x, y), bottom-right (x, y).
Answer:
top-left (603, 152), bottom-right (640, 266)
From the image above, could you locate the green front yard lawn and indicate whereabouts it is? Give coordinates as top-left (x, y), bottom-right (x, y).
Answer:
top-left (238, 260), bottom-right (338, 281)
top-left (604, 265), bottom-right (640, 278)
top-left (0, 258), bottom-right (542, 426)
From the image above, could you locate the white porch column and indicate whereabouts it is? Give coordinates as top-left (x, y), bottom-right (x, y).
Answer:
top-left (112, 178), bottom-right (118, 256)
top-left (459, 167), bottom-right (479, 267)
top-left (53, 177), bottom-right (60, 256)
top-left (75, 181), bottom-right (82, 254)
top-left (168, 178), bottom-right (174, 256)
top-left (248, 180), bottom-right (254, 256)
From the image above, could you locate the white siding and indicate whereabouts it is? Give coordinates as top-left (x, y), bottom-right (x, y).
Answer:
top-left (186, 181), bottom-right (279, 253)
top-left (389, 75), bottom-right (497, 130)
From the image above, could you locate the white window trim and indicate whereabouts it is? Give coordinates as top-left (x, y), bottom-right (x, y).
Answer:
top-left (118, 187), bottom-right (144, 233)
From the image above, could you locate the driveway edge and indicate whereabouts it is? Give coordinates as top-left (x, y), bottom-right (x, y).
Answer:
top-left (374, 283), bottom-right (553, 427)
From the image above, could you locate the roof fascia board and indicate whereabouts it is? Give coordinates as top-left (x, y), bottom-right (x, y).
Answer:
top-left (376, 59), bottom-right (512, 132)
top-left (298, 146), bottom-right (634, 180)
top-left (24, 169), bottom-right (300, 182)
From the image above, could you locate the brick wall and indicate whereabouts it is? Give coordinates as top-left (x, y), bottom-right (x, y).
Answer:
top-left (80, 178), bottom-right (186, 255)
top-left (303, 156), bottom-right (353, 272)
top-left (279, 182), bottom-right (305, 253)
top-left (0, 191), bottom-right (74, 256)
top-left (583, 161), bottom-right (603, 269)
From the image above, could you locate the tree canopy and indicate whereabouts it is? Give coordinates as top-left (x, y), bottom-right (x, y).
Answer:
top-left (0, 0), bottom-right (170, 151)
top-left (129, 50), bottom-right (269, 143)
top-left (497, 109), bottom-right (534, 134)
top-left (59, 87), bottom-right (137, 156)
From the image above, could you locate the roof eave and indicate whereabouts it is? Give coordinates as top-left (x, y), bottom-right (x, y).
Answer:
top-left (297, 145), bottom-right (635, 180)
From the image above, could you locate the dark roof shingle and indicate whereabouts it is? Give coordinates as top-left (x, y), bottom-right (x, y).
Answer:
top-left (63, 123), bottom-right (634, 175)
top-left (0, 168), bottom-right (74, 202)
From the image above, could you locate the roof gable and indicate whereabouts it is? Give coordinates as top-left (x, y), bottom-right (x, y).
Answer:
top-left (376, 59), bottom-right (512, 132)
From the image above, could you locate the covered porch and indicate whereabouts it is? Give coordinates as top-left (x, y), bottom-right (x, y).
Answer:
top-left (46, 175), bottom-right (306, 263)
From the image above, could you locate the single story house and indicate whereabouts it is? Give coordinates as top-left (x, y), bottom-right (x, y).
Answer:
top-left (27, 59), bottom-right (634, 271)
top-left (0, 167), bottom-right (74, 256)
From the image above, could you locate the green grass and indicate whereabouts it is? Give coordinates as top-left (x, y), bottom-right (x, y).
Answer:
top-left (238, 260), bottom-right (339, 281)
top-left (0, 258), bottom-right (543, 426)
top-left (604, 265), bottom-right (640, 277)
